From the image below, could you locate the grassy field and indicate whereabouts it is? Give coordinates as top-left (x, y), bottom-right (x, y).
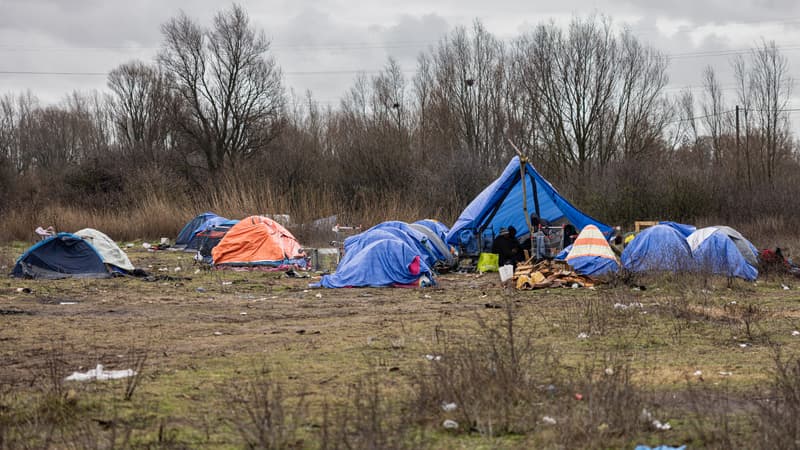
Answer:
top-left (2, 244), bottom-right (800, 449)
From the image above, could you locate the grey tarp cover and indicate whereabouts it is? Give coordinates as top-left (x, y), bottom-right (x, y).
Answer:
top-left (74, 228), bottom-right (135, 272)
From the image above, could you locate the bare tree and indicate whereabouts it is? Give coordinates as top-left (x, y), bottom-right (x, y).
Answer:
top-left (108, 61), bottom-right (175, 162)
top-left (749, 40), bottom-right (793, 181)
top-left (158, 4), bottom-right (284, 174)
top-left (701, 65), bottom-right (726, 162)
top-left (732, 54), bottom-right (753, 187)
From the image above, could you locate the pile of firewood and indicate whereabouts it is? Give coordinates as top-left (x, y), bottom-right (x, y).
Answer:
top-left (513, 259), bottom-right (595, 290)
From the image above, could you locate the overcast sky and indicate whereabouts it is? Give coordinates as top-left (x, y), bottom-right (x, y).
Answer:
top-left (2, 0), bottom-right (800, 119)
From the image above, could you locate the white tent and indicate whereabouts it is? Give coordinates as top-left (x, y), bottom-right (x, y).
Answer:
top-left (74, 228), bottom-right (135, 272)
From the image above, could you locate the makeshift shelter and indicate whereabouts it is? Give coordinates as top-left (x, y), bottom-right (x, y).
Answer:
top-left (447, 156), bottom-right (612, 255)
top-left (658, 221), bottom-right (696, 238)
top-left (565, 225), bottom-right (619, 277)
top-left (688, 227), bottom-right (758, 280)
top-left (621, 224), bottom-right (693, 273)
top-left (175, 212), bottom-right (222, 248)
top-left (345, 221), bottom-right (446, 268)
top-left (315, 238), bottom-right (433, 288)
top-left (211, 216), bottom-right (307, 269)
top-left (74, 228), bottom-right (135, 272)
top-left (194, 221), bottom-right (239, 264)
top-left (409, 223), bottom-right (456, 268)
top-left (12, 233), bottom-right (112, 279)
top-left (414, 219), bottom-right (450, 243)
top-left (185, 218), bottom-right (237, 251)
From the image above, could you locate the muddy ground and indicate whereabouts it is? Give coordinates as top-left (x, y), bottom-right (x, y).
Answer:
top-left (2, 245), bottom-right (800, 448)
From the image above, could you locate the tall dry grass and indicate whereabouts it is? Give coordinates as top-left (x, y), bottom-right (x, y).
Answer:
top-left (0, 176), bottom-right (454, 244)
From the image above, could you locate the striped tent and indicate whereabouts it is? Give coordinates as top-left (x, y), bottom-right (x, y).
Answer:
top-left (566, 225), bottom-right (619, 276)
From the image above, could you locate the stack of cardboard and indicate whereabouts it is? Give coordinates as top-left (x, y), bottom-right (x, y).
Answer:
top-left (514, 259), bottom-right (595, 290)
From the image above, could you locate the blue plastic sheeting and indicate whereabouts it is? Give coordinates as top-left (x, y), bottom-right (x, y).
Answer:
top-left (316, 238), bottom-right (432, 288)
top-left (346, 221), bottom-right (443, 267)
top-left (12, 233), bottom-right (110, 279)
top-left (555, 244), bottom-right (572, 261)
top-left (176, 212), bottom-right (220, 246)
top-left (446, 157), bottom-right (612, 253)
top-left (658, 221), bottom-right (696, 238)
top-left (185, 218), bottom-right (238, 251)
top-left (568, 255), bottom-right (619, 277)
top-left (692, 230), bottom-right (758, 281)
top-left (622, 225), bottom-right (693, 273)
top-left (414, 219), bottom-right (450, 242)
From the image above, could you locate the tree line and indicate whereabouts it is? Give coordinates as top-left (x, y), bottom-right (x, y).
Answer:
top-left (0, 5), bottom-right (797, 234)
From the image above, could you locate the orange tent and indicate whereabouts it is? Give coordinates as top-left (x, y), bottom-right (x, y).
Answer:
top-left (212, 216), bottom-right (306, 268)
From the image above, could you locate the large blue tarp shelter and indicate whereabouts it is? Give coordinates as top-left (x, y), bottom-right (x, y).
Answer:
top-left (689, 228), bottom-right (758, 281)
top-left (345, 221), bottom-right (444, 267)
top-left (446, 157), bottom-right (612, 254)
top-left (175, 212), bottom-right (221, 247)
top-left (622, 224), bottom-right (694, 273)
top-left (12, 233), bottom-right (111, 279)
top-left (316, 238), bottom-right (433, 288)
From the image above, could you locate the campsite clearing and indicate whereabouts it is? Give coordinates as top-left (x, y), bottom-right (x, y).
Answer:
top-left (2, 245), bottom-right (800, 448)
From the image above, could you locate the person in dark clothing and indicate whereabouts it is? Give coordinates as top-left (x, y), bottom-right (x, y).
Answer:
top-left (492, 227), bottom-right (524, 267)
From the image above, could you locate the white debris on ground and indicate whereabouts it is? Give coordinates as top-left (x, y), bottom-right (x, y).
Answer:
top-left (614, 302), bottom-right (643, 310)
top-left (442, 419), bottom-right (459, 429)
top-left (65, 364), bottom-right (135, 381)
top-left (641, 408), bottom-right (672, 431)
top-left (425, 354), bottom-right (442, 361)
top-left (441, 402), bottom-right (457, 412)
top-left (577, 332), bottom-right (589, 339)
top-left (792, 330), bottom-right (800, 336)
top-left (542, 416), bottom-right (557, 425)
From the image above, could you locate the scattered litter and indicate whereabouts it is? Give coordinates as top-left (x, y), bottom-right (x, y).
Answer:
top-left (542, 416), bottom-right (557, 425)
top-left (213, 331), bottom-right (223, 336)
top-left (160, 237), bottom-right (169, 245)
top-left (719, 371), bottom-right (732, 376)
top-left (571, 283), bottom-right (579, 289)
top-left (604, 367), bottom-right (614, 375)
top-left (174, 267), bottom-right (181, 272)
top-left (424, 354), bottom-right (442, 361)
top-left (196, 287), bottom-right (206, 293)
top-left (484, 302), bottom-right (502, 309)
top-left (693, 370), bottom-right (702, 377)
top-left (315, 293), bottom-right (322, 298)
top-left (59, 302), bottom-right (78, 305)
top-left (15, 287), bottom-right (32, 294)
top-left (125, 243), bottom-right (134, 248)
top-left (441, 402), bottom-right (457, 412)
top-left (574, 393), bottom-right (583, 400)
top-left (781, 283), bottom-right (790, 290)
top-left (651, 420), bottom-right (672, 431)
top-left (194, 269), bottom-right (200, 274)
top-left (577, 332), bottom-right (589, 339)
top-left (142, 242), bottom-right (151, 249)
top-left (240, 312), bottom-right (248, 316)
top-left (423, 294), bottom-right (431, 299)
top-left (221, 281), bottom-right (233, 286)
top-left (302, 290), bottom-right (309, 293)
top-left (641, 409), bottom-right (672, 431)
top-left (65, 364), bottom-right (135, 381)
top-left (442, 419), bottom-right (459, 429)
top-left (729, 300), bottom-right (737, 305)
top-left (614, 302), bottom-right (644, 310)
top-left (792, 330), bottom-right (800, 336)
top-left (738, 343), bottom-right (749, 348)
top-left (158, 267), bottom-right (168, 272)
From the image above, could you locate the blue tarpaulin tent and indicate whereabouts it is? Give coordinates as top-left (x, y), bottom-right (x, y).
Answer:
top-left (446, 156), bottom-right (612, 255)
top-left (345, 221), bottom-right (444, 267)
top-left (688, 227), bottom-right (758, 281)
top-left (12, 233), bottom-right (111, 279)
top-left (658, 221), bottom-right (696, 238)
top-left (185, 218), bottom-right (237, 251)
top-left (175, 212), bottom-right (221, 247)
top-left (316, 238), bottom-right (433, 288)
top-left (414, 219), bottom-right (450, 242)
top-left (622, 224), bottom-right (694, 273)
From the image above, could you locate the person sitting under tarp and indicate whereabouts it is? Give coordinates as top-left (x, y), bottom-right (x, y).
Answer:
top-left (492, 227), bottom-right (524, 267)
